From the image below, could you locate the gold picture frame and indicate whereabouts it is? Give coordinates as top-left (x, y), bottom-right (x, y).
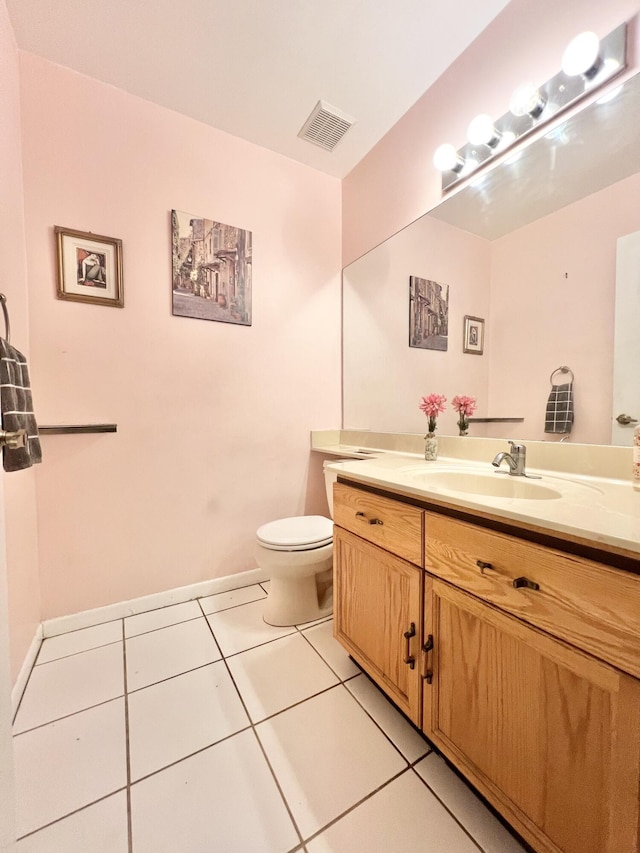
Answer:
top-left (463, 315), bottom-right (484, 354)
top-left (55, 226), bottom-right (124, 308)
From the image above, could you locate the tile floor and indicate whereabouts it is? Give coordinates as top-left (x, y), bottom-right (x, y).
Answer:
top-left (12, 581), bottom-right (528, 852)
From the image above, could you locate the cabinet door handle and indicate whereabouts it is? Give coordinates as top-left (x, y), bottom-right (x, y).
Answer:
top-left (513, 576), bottom-right (540, 591)
top-left (403, 622), bottom-right (416, 669)
top-left (423, 634), bottom-right (434, 683)
top-left (476, 559), bottom-right (493, 573)
top-left (355, 511), bottom-right (383, 526)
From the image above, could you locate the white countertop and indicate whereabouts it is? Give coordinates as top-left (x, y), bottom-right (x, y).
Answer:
top-left (324, 452), bottom-right (640, 558)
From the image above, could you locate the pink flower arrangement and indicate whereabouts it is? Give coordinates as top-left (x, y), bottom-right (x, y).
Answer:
top-left (419, 394), bottom-right (447, 435)
top-left (452, 395), bottom-right (477, 435)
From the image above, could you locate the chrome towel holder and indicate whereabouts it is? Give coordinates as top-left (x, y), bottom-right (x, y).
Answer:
top-left (549, 365), bottom-right (574, 385)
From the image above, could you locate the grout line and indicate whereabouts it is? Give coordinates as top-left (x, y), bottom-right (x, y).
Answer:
top-left (34, 637), bottom-right (123, 667)
top-left (121, 620), bottom-right (134, 853)
top-left (410, 764), bottom-right (486, 853)
top-left (14, 787), bottom-right (128, 843)
top-left (197, 596), bottom-right (306, 849)
top-left (13, 693), bottom-right (126, 737)
top-left (301, 765), bottom-right (411, 846)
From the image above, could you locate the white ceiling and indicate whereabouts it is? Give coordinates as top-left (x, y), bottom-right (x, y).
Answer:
top-left (7, 0), bottom-right (511, 178)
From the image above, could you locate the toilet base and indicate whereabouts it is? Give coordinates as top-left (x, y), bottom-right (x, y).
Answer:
top-left (263, 564), bottom-right (333, 627)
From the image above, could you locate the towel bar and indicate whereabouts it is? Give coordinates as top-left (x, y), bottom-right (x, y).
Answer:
top-left (39, 424), bottom-right (117, 435)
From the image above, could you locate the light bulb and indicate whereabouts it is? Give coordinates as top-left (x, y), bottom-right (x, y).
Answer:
top-left (467, 114), bottom-right (500, 147)
top-left (562, 31), bottom-right (601, 78)
top-left (433, 143), bottom-right (464, 173)
top-left (509, 83), bottom-right (547, 118)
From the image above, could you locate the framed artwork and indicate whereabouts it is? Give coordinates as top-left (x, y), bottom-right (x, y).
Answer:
top-left (463, 315), bottom-right (485, 354)
top-left (171, 210), bottom-right (253, 326)
top-left (409, 275), bottom-right (449, 351)
top-left (54, 227), bottom-right (124, 307)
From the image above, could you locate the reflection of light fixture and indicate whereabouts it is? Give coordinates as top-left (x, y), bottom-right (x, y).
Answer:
top-left (433, 143), bottom-right (464, 173)
top-left (562, 31), bottom-right (602, 78)
top-left (596, 83), bottom-right (624, 105)
top-left (435, 22), bottom-right (626, 190)
top-left (467, 114), bottom-right (501, 147)
top-left (509, 83), bottom-right (547, 118)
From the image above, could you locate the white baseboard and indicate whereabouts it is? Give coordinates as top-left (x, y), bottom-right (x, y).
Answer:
top-left (12, 623), bottom-right (43, 717)
top-left (42, 567), bottom-right (270, 638)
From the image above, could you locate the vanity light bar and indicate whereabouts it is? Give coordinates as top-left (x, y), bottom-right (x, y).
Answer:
top-left (436, 22), bottom-right (627, 191)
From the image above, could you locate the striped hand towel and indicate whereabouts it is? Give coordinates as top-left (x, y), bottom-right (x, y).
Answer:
top-left (0, 338), bottom-right (42, 471)
top-left (544, 381), bottom-right (574, 435)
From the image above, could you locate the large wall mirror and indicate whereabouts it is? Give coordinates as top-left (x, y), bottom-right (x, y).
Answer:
top-left (343, 71), bottom-right (640, 446)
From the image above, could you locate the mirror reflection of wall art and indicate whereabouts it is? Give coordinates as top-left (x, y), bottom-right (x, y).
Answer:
top-left (171, 210), bottom-right (252, 326)
top-left (463, 315), bottom-right (485, 355)
top-left (54, 226), bottom-right (124, 307)
top-left (409, 276), bottom-right (449, 351)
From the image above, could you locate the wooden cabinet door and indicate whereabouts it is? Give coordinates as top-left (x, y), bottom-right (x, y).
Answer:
top-left (423, 577), bottom-right (640, 853)
top-left (334, 526), bottom-right (423, 724)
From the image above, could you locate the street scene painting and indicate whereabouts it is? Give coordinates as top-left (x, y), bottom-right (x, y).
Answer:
top-left (171, 210), bottom-right (252, 326)
top-left (409, 275), bottom-right (449, 351)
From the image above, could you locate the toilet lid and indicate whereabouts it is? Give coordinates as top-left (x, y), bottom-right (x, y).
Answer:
top-left (257, 515), bottom-right (333, 550)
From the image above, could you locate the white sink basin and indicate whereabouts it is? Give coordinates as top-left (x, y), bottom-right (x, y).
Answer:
top-left (406, 470), bottom-right (562, 501)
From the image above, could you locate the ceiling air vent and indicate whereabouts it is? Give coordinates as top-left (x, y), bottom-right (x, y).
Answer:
top-left (298, 100), bottom-right (355, 152)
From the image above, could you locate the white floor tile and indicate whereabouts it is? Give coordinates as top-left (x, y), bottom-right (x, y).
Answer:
top-left (126, 617), bottom-right (220, 691)
top-left (301, 619), bottom-right (360, 680)
top-left (415, 752), bottom-right (527, 852)
top-left (307, 769), bottom-right (480, 853)
top-left (15, 791), bottom-right (128, 853)
top-left (14, 643), bottom-right (124, 733)
top-left (199, 583), bottom-right (266, 615)
top-left (346, 674), bottom-right (430, 764)
top-left (256, 685), bottom-right (406, 839)
top-left (38, 621), bottom-right (122, 664)
top-left (131, 729), bottom-right (299, 853)
top-left (128, 661), bottom-right (249, 781)
top-left (206, 598), bottom-right (296, 657)
top-left (124, 600), bottom-right (202, 638)
top-left (227, 633), bottom-right (339, 722)
top-left (14, 698), bottom-right (126, 839)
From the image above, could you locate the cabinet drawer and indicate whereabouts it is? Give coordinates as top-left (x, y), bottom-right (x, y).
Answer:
top-left (333, 482), bottom-right (423, 566)
top-left (425, 512), bottom-right (640, 678)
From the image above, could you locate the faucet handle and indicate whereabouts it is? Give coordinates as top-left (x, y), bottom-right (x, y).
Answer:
top-left (508, 440), bottom-right (525, 454)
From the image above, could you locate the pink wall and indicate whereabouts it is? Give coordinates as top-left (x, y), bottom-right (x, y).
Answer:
top-left (343, 0), bottom-right (640, 265)
top-left (488, 172), bottom-right (640, 444)
top-left (0, 1), bottom-right (41, 681)
top-left (19, 54), bottom-right (342, 619)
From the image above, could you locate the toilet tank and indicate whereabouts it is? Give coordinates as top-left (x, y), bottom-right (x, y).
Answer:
top-left (322, 461), bottom-right (340, 518)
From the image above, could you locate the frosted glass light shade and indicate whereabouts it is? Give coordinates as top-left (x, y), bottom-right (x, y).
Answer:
top-left (467, 114), bottom-right (500, 146)
top-left (562, 32), bottom-right (601, 77)
top-left (433, 144), bottom-right (464, 172)
top-left (509, 83), bottom-right (546, 118)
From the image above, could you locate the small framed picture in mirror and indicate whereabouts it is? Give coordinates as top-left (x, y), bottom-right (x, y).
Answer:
top-left (463, 315), bottom-right (484, 354)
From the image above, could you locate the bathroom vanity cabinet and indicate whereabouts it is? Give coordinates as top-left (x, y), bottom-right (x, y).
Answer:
top-left (333, 479), bottom-right (640, 853)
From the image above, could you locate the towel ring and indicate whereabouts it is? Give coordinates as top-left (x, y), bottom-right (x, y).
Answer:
top-left (550, 365), bottom-right (573, 385)
top-left (0, 294), bottom-right (9, 344)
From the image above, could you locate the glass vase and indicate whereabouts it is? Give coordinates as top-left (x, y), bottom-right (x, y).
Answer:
top-left (458, 417), bottom-right (469, 436)
top-left (424, 433), bottom-right (438, 461)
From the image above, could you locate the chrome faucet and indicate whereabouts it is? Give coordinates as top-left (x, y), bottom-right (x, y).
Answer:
top-left (492, 441), bottom-right (527, 476)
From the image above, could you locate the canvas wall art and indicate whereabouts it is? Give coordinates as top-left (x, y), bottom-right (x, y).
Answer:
top-left (409, 276), bottom-right (449, 351)
top-left (171, 210), bottom-right (252, 326)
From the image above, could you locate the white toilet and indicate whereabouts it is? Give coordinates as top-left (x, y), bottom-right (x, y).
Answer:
top-left (256, 461), bottom-right (339, 626)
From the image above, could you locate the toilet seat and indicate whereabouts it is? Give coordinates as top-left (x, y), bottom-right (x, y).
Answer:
top-left (256, 515), bottom-right (333, 552)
